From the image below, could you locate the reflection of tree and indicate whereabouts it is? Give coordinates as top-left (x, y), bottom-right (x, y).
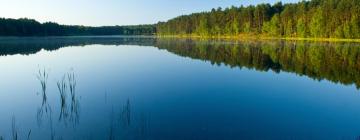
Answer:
top-left (4, 37), bottom-right (360, 89)
top-left (0, 37), bottom-right (156, 56)
top-left (156, 38), bottom-right (360, 89)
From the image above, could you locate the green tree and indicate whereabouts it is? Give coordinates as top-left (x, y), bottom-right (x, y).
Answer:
top-left (269, 14), bottom-right (281, 36)
top-left (310, 8), bottom-right (325, 38)
top-left (350, 16), bottom-right (360, 38)
top-left (296, 18), bottom-right (307, 37)
top-left (343, 22), bottom-right (352, 39)
top-left (195, 16), bottom-right (209, 36)
top-left (243, 22), bottom-right (251, 33)
top-left (334, 25), bottom-right (344, 38)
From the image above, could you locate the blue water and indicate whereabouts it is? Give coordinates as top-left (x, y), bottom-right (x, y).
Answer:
top-left (0, 37), bottom-right (359, 140)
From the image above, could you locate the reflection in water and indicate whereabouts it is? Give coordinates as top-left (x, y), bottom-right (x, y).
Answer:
top-left (68, 71), bottom-right (80, 125)
top-left (1, 37), bottom-right (360, 139)
top-left (36, 69), bottom-right (48, 106)
top-left (0, 37), bottom-right (155, 56)
top-left (56, 71), bottom-right (80, 126)
top-left (57, 75), bottom-right (68, 122)
top-left (155, 38), bottom-right (360, 89)
top-left (103, 98), bottom-right (151, 140)
top-left (35, 69), bottom-right (80, 139)
top-left (11, 116), bottom-right (17, 140)
top-left (138, 112), bottom-right (150, 140)
top-left (26, 130), bottom-right (31, 140)
top-left (108, 108), bottom-right (115, 140)
top-left (36, 68), bottom-right (56, 140)
top-left (1, 37), bottom-right (360, 89)
top-left (36, 68), bottom-right (51, 126)
top-left (121, 99), bottom-right (131, 128)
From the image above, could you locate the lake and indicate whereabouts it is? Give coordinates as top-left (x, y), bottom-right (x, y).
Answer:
top-left (0, 36), bottom-right (360, 140)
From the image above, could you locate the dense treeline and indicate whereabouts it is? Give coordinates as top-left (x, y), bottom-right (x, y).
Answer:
top-left (0, 18), bottom-right (155, 36)
top-left (157, 0), bottom-right (360, 39)
top-left (156, 38), bottom-right (360, 88)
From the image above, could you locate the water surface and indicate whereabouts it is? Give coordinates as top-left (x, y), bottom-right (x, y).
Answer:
top-left (0, 36), bottom-right (360, 140)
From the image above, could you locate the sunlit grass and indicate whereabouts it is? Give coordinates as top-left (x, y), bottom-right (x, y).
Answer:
top-left (157, 34), bottom-right (360, 43)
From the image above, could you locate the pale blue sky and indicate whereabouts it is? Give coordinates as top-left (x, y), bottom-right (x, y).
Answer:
top-left (0, 0), bottom-right (300, 26)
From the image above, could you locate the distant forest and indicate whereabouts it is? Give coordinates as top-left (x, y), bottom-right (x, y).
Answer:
top-left (1, 0), bottom-right (360, 38)
top-left (156, 0), bottom-right (360, 39)
top-left (0, 18), bottom-right (155, 36)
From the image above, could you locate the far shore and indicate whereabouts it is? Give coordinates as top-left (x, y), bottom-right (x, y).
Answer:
top-left (157, 34), bottom-right (360, 43)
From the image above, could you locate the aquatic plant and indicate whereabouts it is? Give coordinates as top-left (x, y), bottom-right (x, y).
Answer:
top-left (36, 68), bottom-right (48, 105)
top-left (68, 71), bottom-right (76, 102)
top-left (11, 116), bottom-right (17, 140)
top-left (121, 99), bottom-right (131, 127)
top-left (137, 112), bottom-right (150, 139)
top-left (27, 130), bottom-right (31, 140)
top-left (67, 71), bottom-right (80, 125)
top-left (108, 108), bottom-right (115, 140)
top-left (57, 75), bottom-right (68, 121)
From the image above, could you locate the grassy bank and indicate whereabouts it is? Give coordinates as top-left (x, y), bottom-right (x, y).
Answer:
top-left (157, 34), bottom-right (360, 43)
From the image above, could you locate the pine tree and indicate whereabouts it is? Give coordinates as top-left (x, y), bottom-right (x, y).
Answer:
top-left (296, 18), bottom-right (307, 37)
top-left (310, 8), bottom-right (325, 38)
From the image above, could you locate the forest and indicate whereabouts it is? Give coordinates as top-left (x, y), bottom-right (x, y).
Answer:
top-left (156, 0), bottom-right (360, 39)
top-left (0, 18), bottom-right (155, 36)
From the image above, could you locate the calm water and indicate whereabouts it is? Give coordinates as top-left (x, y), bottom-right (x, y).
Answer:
top-left (1, 36), bottom-right (360, 140)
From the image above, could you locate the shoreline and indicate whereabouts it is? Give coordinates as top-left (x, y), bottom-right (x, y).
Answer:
top-left (157, 35), bottom-right (360, 43)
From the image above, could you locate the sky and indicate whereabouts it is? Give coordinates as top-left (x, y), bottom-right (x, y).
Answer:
top-left (0, 0), bottom-right (300, 26)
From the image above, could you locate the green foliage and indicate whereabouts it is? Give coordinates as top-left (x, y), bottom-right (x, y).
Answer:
top-left (335, 25), bottom-right (345, 38)
top-left (195, 16), bottom-right (209, 36)
top-left (0, 18), bottom-right (156, 36)
top-left (296, 18), bottom-right (307, 38)
top-left (243, 22), bottom-right (251, 33)
top-left (269, 14), bottom-right (281, 36)
top-left (156, 0), bottom-right (360, 39)
top-left (310, 8), bottom-right (325, 38)
top-left (343, 22), bottom-right (352, 39)
top-left (350, 16), bottom-right (360, 38)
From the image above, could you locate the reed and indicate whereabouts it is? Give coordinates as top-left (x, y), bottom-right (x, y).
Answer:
top-left (57, 75), bottom-right (68, 121)
top-left (11, 116), bottom-right (17, 140)
top-left (36, 69), bottom-right (48, 105)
